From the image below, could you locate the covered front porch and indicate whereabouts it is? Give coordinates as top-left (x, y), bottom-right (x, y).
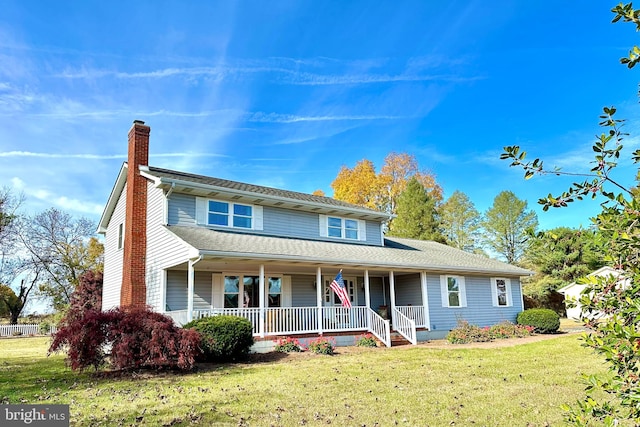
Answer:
top-left (162, 259), bottom-right (431, 347)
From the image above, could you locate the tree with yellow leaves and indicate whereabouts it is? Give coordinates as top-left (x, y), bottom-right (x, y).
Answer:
top-left (330, 152), bottom-right (442, 216)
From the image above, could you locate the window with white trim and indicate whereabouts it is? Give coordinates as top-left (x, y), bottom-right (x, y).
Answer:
top-left (220, 274), bottom-right (283, 308)
top-left (117, 223), bottom-right (124, 250)
top-left (491, 278), bottom-right (512, 307)
top-left (207, 200), bottom-right (252, 229)
top-left (440, 275), bottom-right (467, 307)
top-left (322, 215), bottom-right (363, 240)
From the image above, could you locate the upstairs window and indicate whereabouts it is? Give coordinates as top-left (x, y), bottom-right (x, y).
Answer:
top-left (233, 204), bottom-right (252, 228)
top-left (208, 201), bottom-right (230, 226)
top-left (202, 199), bottom-right (256, 230)
top-left (321, 215), bottom-right (365, 241)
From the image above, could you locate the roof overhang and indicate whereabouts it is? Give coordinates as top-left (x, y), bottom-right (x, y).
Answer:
top-left (192, 250), bottom-right (532, 277)
top-left (97, 162), bottom-right (128, 234)
top-left (141, 169), bottom-right (393, 222)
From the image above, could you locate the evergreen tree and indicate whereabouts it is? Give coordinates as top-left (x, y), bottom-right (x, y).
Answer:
top-left (387, 177), bottom-right (445, 242)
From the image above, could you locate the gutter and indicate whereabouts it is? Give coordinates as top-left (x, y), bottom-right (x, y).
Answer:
top-left (194, 249), bottom-right (533, 277)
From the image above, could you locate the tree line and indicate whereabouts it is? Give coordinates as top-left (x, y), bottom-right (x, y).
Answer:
top-left (326, 152), bottom-right (541, 261)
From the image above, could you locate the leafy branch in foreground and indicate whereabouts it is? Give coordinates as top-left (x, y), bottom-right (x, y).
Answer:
top-left (501, 107), bottom-right (636, 211)
top-left (502, 106), bottom-right (640, 425)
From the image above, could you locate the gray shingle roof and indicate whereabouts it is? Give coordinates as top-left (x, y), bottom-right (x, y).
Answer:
top-left (147, 166), bottom-right (384, 214)
top-left (167, 225), bottom-right (532, 276)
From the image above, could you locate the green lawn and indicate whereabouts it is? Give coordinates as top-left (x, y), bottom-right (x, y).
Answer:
top-left (0, 335), bottom-right (604, 426)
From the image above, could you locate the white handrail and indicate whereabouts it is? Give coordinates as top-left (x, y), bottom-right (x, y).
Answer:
top-left (367, 308), bottom-right (391, 347)
top-left (392, 308), bottom-right (417, 345)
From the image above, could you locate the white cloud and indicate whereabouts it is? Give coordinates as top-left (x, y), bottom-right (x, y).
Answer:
top-left (245, 112), bottom-right (405, 123)
top-left (52, 56), bottom-right (483, 86)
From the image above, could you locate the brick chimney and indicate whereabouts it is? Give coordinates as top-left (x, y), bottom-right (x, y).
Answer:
top-left (120, 120), bottom-right (150, 307)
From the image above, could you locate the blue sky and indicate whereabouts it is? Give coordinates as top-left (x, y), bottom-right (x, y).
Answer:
top-left (1, 1), bottom-right (640, 232)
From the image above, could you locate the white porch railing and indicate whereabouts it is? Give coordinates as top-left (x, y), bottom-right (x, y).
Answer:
top-left (321, 306), bottom-right (368, 332)
top-left (266, 307), bottom-right (318, 335)
top-left (367, 308), bottom-right (391, 347)
top-left (194, 308), bottom-right (261, 335)
top-left (166, 306), bottom-right (394, 347)
top-left (392, 307), bottom-right (417, 345)
top-left (395, 305), bottom-right (427, 328)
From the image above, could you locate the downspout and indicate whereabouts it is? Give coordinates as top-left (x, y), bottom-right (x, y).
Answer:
top-left (186, 255), bottom-right (203, 323)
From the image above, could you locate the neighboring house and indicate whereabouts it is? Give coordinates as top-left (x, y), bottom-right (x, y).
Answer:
top-left (98, 120), bottom-right (532, 349)
top-left (559, 266), bottom-right (624, 320)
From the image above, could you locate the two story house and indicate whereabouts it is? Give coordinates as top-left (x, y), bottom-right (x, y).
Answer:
top-left (98, 120), bottom-right (531, 349)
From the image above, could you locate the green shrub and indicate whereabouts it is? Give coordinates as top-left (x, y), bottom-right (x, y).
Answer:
top-left (184, 315), bottom-right (254, 362)
top-left (355, 333), bottom-right (378, 347)
top-left (516, 308), bottom-right (560, 334)
top-left (275, 336), bottom-right (304, 353)
top-left (39, 322), bottom-right (51, 335)
top-left (308, 337), bottom-right (335, 355)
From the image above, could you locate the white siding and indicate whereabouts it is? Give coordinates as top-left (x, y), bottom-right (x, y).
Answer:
top-left (102, 183), bottom-right (127, 310)
top-left (146, 183), bottom-right (192, 311)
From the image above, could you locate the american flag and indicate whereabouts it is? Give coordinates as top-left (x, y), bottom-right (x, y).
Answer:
top-left (330, 271), bottom-right (352, 308)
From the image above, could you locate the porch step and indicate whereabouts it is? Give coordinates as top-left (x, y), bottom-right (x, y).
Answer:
top-left (390, 332), bottom-right (411, 347)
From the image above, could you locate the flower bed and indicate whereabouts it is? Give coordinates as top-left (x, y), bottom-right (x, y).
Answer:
top-left (446, 320), bottom-right (534, 344)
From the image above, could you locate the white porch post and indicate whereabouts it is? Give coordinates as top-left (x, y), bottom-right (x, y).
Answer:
top-left (364, 270), bottom-right (370, 310)
top-left (259, 264), bottom-right (265, 338)
top-left (160, 270), bottom-right (167, 313)
top-left (316, 267), bottom-right (323, 335)
top-left (389, 271), bottom-right (396, 331)
top-left (420, 271), bottom-right (431, 329)
top-left (186, 257), bottom-right (201, 323)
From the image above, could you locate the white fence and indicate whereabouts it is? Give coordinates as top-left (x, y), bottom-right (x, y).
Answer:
top-left (0, 323), bottom-right (58, 337)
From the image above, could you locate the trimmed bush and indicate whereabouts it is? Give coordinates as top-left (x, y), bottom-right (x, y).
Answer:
top-left (184, 315), bottom-right (254, 362)
top-left (516, 308), bottom-right (560, 334)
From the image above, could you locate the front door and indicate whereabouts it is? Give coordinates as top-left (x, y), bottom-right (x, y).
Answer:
top-left (323, 276), bottom-right (356, 307)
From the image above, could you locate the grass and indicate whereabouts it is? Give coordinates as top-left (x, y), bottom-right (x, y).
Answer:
top-left (0, 335), bottom-right (605, 426)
